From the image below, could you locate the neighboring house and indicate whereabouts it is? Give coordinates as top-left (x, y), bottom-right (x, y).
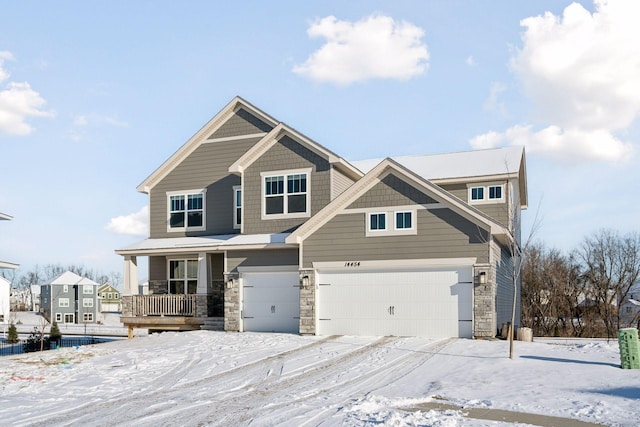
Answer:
top-left (40, 271), bottom-right (99, 324)
top-left (116, 97), bottom-right (527, 339)
top-left (620, 282), bottom-right (640, 327)
top-left (30, 284), bottom-right (41, 312)
top-left (98, 283), bottom-right (122, 313)
top-left (0, 277), bottom-right (9, 327)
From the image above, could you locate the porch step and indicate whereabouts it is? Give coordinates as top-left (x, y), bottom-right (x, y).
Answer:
top-left (201, 317), bottom-right (224, 331)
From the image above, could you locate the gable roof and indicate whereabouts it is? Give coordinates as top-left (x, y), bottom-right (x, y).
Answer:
top-left (228, 122), bottom-right (362, 180)
top-left (351, 146), bottom-right (528, 208)
top-left (0, 212), bottom-right (12, 221)
top-left (48, 271), bottom-right (99, 286)
top-left (137, 96), bottom-right (280, 194)
top-left (286, 157), bottom-right (509, 245)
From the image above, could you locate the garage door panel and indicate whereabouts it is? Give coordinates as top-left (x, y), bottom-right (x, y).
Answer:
top-left (242, 271), bottom-right (300, 333)
top-left (317, 266), bottom-right (473, 338)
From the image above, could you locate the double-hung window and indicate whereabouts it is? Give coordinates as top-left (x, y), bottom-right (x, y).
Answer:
top-left (262, 169), bottom-right (310, 219)
top-left (168, 190), bottom-right (205, 231)
top-left (59, 298), bottom-right (70, 308)
top-left (83, 285), bottom-right (93, 294)
top-left (169, 259), bottom-right (198, 294)
top-left (83, 298), bottom-right (94, 308)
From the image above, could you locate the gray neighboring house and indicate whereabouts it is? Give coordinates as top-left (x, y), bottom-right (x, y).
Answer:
top-left (41, 271), bottom-right (99, 324)
top-left (116, 97), bottom-right (528, 339)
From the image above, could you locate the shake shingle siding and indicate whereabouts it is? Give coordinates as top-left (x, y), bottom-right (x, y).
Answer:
top-left (149, 138), bottom-right (259, 238)
top-left (208, 108), bottom-right (273, 139)
top-left (302, 208), bottom-right (490, 268)
top-left (348, 174), bottom-right (436, 209)
top-left (243, 135), bottom-right (332, 234)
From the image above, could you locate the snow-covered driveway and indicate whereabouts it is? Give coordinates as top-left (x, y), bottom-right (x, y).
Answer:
top-left (1, 331), bottom-right (637, 426)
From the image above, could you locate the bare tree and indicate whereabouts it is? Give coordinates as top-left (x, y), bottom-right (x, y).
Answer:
top-left (579, 230), bottom-right (640, 338)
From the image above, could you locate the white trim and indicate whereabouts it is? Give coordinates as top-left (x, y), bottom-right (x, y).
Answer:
top-left (394, 210), bottom-right (414, 231)
top-left (83, 298), bottom-right (94, 308)
top-left (467, 182), bottom-right (505, 205)
top-left (237, 265), bottom-right (299, 273)
top-left (167, 258), bottom-right (199, 294)
top-left (204, 133), bottom-right (268, 144)
top-left (261, 168), bottom-right (312, 220)
top-left (59, 298), bottom-right (70, 308)
top-left (166, 189), bottom-right (207, 232)
top-left (366, 212), bottom-right (387, 235)
top-left (313, 257), bottom-right (477, 272)
top-left (365, 209), bottom-right (417, 237)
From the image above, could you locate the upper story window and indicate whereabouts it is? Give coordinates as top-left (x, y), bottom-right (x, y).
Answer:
top-left (369, 213), bottom-right (387, 231)
top-left (167, 190), bottom-right (206, 231)
top-left (468, 183), bottom-right (505, 204)
top-left (63, 285), bottom-right (68, 293)
top-left (59, 298), bottom-right (70, 308)
top-left (261, 169), bottom-right (311, 219)
top-left (83, 298), bottom-right (94, 308)
top-left (395, 211), bottom-right (413, 230)
top-left (233, 186), bottom-right (242, 229)
top-left (83, 285), bottom-right (93, 294)
top-left (366, 209), bottom-right (417, 237)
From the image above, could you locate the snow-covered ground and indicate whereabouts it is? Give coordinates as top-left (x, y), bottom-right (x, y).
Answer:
top-left (0, 331), bottom-right (638, 426)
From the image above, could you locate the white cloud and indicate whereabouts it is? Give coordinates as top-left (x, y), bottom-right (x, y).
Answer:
top-left (483, 82), bottom-right (507, 116)
top-left (0, 52), bottom-right (54, 135)
top-left (466, 55), bottom-right (477, 67)
top-left (107, 206), bottom-right (148, 236)
top-left (470, 124), bottom-right (634, 163)
top-left (70, 113), bottom-right (129, 141)
top-left (473, 0), bottom-right (640, 164)
top-left (293, 14), bottom-right (429, 85)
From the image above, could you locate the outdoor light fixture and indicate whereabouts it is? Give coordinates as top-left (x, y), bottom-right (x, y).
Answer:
top-left (479, 271), bottom-right (487, 284)
top-left (301, 275), bottom-right (310, 289)
top-left (226, 279), bottom-right (234, 289)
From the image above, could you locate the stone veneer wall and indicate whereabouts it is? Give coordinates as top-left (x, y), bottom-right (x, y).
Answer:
top-left (299, 269), bottom-right (316, 335)
top-left (224, 273), bottom-right (240, 332)
top-left (473, 265), bottom-right (496, 338)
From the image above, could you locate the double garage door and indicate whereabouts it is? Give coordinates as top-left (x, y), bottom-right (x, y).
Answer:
top-left (242, 271), bottom-right (300, 333)
top-left (241, 266), bottom-right (473, 338)
top-left (317, 266), bottom-right (473, 338)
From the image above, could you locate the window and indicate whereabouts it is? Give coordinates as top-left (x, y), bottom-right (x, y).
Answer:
top-left (233, 187), bottom-right (242, 229)
top-left (83, 313), bottom-right (93, 322)
top-left (63, 285), bottom-right (68, 293)
top-left (262, 170), bottom-right (310, 218)
top-left (55, 313), bottom-right (62, 322)
top-left (64, 313), bottom-right (74, 324)
top-left (83, 285), bottom-right (93, 294)
top-left (108, 292), bottom-right (113, 299)
top-left (101, 292), bottom-right (106, 298)
top-left (369, 213), bottom-right (387, 231)
top-left (83, 298), bottom-right (94, 307)
top-left (488, 185), bottom-right (502, 200)
top-left (169, 259), bottom-right (198, 294)
top-left (59, 298), bottom-right (70, 308)
top-left (114, 293), bottom-right (119, 299)
top-left (395, 211), bottom-right (413, 230)
top-left (470, 187), bottom-right (484, 201)
top-left (469, 184), bottom-right (505, 204)
top-left (168, 190), bottom-right (205, 231)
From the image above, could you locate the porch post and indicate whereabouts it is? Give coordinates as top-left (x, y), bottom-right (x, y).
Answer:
top-left (197, 252), bottom-right (208, 294)
top-left (123, 255), bottom-right (139, 296)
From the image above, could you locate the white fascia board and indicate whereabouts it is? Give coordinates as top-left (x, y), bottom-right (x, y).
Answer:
top-left (0, 260), bottom-right (19, 269)
top-left (115, 242), bottom-right (295, 257)
top-left (228, 124), bottom-right (284, 174)
top-left (313, 257), bottom-right (477, 271)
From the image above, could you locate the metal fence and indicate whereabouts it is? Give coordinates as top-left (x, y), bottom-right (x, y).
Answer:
top-left (0, 336), bottom-right (113, 357)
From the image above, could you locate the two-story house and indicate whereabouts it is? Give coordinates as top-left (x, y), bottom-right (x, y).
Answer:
top-left (98, 283), bottom-right (122, 313)
top-left (41, 271), bottom-right (99, 324)
top-left (116, 97), bottom-right (527, 339)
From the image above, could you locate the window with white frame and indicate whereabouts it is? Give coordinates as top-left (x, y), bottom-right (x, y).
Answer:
top-left (59, 298), bottom-right (70, 308)
top-left (83, 313), bottom-right (93, 322)
top-left (167, 190), bottom-right (205, 231)
top-left (63, 285), bottom-right (68, 293)
top-left (262, 170), bottom-right (310, 218)
top-left (83, 298), bottom-right (93, 307)
top-left (55, 313), bottom-right (62, 322)
top-left (369, 213), bottom-right (387, 231)
top-left (233, 186), bottom-right (242, 229)
top-left (169, 259), bottom-right (198, 294)
top-left (395, 211), bottom-right (413, 230)
top-left (83, 285), bottom-right (93, 294)
top-left (468, 184), bottom-right (504, 204)
top-left (115, 293), bottom-right (119, 299)
top-left (108, 292), bottom-right (113, 299)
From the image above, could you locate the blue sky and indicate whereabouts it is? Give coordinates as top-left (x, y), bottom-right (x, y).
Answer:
top-left (1, 1), bottom-right (639, 283)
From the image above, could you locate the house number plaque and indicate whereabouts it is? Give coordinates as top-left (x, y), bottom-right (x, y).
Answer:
top-left (344, 261), bottom-right (361, 267)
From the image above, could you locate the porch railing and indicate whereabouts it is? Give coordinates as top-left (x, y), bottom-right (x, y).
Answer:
top-left (129, 294), bottom-right (198, 317)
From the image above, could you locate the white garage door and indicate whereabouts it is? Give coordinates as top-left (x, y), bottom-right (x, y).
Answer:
top-left (317, 266), bottom-right (473, 338)
top-left (242, 271), bottom-right (300, 333)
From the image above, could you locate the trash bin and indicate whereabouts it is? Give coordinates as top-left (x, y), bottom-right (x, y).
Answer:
top-left (617, 328), bottom-right (640, 369)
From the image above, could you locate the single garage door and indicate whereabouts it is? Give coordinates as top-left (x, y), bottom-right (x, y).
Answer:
top-left (317, 266), bottom-right (473, 338)
top-left (242, 271), bottom-right (300, 333)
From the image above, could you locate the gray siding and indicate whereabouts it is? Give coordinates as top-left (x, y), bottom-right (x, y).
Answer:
top-left (348, 174), bottom-right (436, 209)
top-left (332, 168), bottom-right (355, 200)
top-left (226, 249), bottom-right (299, 272)
top-left (302, 208), bottom-right (490, 268)
top-left (243, 135), bottom-right (332, 234)
top-left (494, 240), bottom-right (520, 331)
top-left (208, 108), bottom-right (273, 139)
top-left (439, 181), bottom-right (512, 227)
top-left (149, 138), bottom-right (259, 238)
